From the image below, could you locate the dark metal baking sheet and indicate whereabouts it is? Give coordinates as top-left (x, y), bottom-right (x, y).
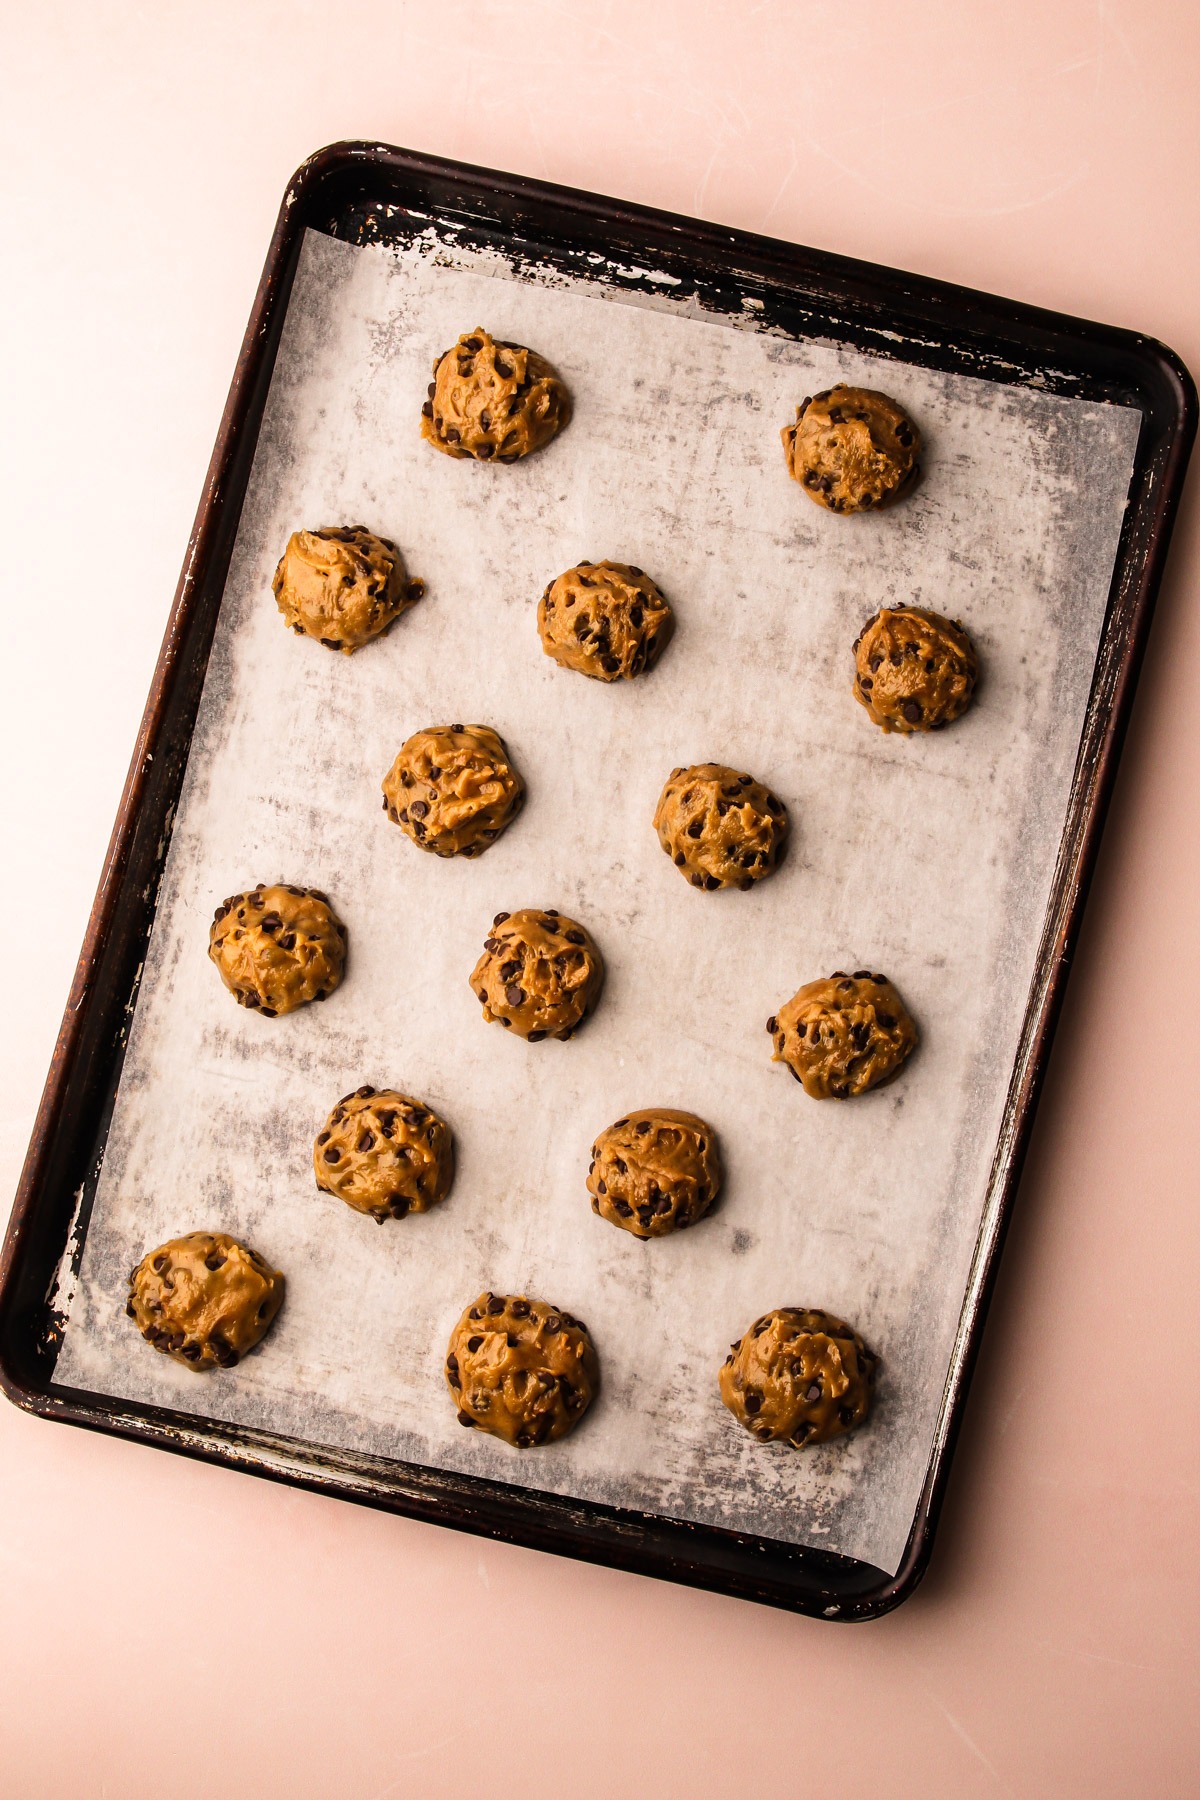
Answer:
top-left (1, 141), bottom-right (1193, 1620)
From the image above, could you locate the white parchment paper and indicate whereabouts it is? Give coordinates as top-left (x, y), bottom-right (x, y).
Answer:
top-left (55, 229), bottom-right (1140, 1576)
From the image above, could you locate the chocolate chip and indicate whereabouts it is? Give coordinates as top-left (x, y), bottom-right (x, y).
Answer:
top-left (504, 984), bottom-right (525, 1006)
top-left (493, 911), bottom-right (510, 925)
top-left (152, 1255), bottom-right (168, 1273)
top-left (876, 1011), bottom-right (896, 1030)
top-left (456, 1410), bottom-right (476, 1427)
top-left (766, 1015), bottom-right (778, 1032)
top-left (421, 402), bottom-right (433, 418)
top-left (565, 929), bottom-right (585, 945)
top-left (204, 1252), bottom-right (226, 1271)
top-left (487, 1296), bottom-right (504, 1314)
top-left (323, 1147), bottom-right (341, 1164)
top-left (510, 1299), bottom-right (530, 1317)
top-left (902, 700), bottom-right (922, 723)
top-left (467, 1335), bottom-right (483, 1352)
top-left (744, 1391), bottom-right (762, 1414)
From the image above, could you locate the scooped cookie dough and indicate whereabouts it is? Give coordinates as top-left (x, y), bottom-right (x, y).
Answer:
top-left (445, 1291), bottom-right (599, 1447)
top-left (538, 561), bottom-right (674, 681)
top-left (421, 327), bottom-right (570, 461)
top-left (654, 764), bottom-right (789, 891)
top-left (470, 908), bottom-right (604, 1040)
top-left (768, 971), bottom-right (917, 1098)
top-left (853, 606), bottom-right (978, 733)
top-left (382, 724), bottom-right (525, 858)
top-left (781, 385), bottom-right (921, 513)
top-left (314, 1085), bottom-right (454, 1221)
top-left (719, 1307), bottom-right (879, 1446)
top-left (272, 525), bottom-right (424, 652)
top-left (587, 1109), bottom-right (722, 1239)
top-left (126, 1232), bottom-right (284, 1371)
top-left (209, 883), bottom-right (346, 1017)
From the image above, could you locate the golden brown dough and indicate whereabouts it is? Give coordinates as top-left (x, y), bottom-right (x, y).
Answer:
top-left (314, 1085), bottom-right (454, 1222)
top-left (587, 1109), bottom-right (722, 1239)
top-left (382, 724), bottom-right (525, 858)
top-left (654, 763), bottom-right (788, 892)
top-left (126, 1232), bottom-right (284, 1371)
top-left (538, 561), bottom-right (674, 681)
top-left (719, 1307), bottom-right (879, 1446)
top-left (445, 1291), bottom-right (599, 1447)
top-left (470, 908), bottom-right (604, 1041)
top-left (209, 884), bottom-right (346, 1016)
top-left (272, 525), bottom-right (423, 652)
top-left (853, 606), bottom-right (977, 732)
top-left (768, 971), bottom-right (917, 1099)
top-left (781, 384), bottom-right (920, 513)
top-left (421, 327), bottom-right (570, 461)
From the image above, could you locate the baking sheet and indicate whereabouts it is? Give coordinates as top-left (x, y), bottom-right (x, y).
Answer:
top-left (54, 227), bottom-right (1140, 1576)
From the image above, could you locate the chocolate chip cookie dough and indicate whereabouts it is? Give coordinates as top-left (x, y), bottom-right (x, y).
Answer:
top-left (781, 385), bottom-right (921, 513)
top-left (587, 1109), bottom-right (722, 1239)
top-left (382, 724), bottom-right (525, 857)
top-left (126, 1232), bottom-right (284, 1371)
top-left (272, 526), bottom-right (424, 652)
top-left (421, 327), bottom-right (570, 461)
top-left (853, 606), bottom-right (978, 732)
top-left (314, 1085), bottom-right (454, 1221)
top-left (654, 764), bottom-right (789, 891)
top-left (768, 971), bottom-right (917, 1098)
top-left (538, 561), bottom-right (674, 681)
top-left (719, 1307), bottom-right (879, 1447)
top-left (470, 909), bottom-right (604, 1040)
top-left (445, 1291), bottom-right (599, 1447)
top-left (209, 884), bottom-right (346, 1016)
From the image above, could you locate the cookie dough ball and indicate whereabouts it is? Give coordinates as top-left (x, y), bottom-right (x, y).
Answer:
top-left (382, 724), bottom-right (525, 858)
top-left (538, 561), bottom-right (674, 681)
top-left (126, 1232), bottom-right (284, 1371)
top-left (314, 1085), bottom-right (454, 1221)
top-left (421, 327), bottom-right (570, 461)
top-left (768, 971), bottom-right (917, 1099)
top-left (781, 385), bottom-right (921, 513)
top-left (209, 883), bottom-right (346, 1017)
top-left (654, 763), bottom-right (788, 892)
top-left (854, 606), bottom-right (977, 733)
top-left (587, 1109), bottom-right (722, 1239)
top-left (272, 525), bottom-right (424, 653)
top-left (470, 908), bottom-right (604, 1041)
top-left (719, 1307), bottom-right (879, 1446)
top-left (445, 1291), bottom-right (599, 1447)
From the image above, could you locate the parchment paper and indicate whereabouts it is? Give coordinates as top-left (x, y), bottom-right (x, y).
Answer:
top-left (55, 228), bottom-right (1140, 1576)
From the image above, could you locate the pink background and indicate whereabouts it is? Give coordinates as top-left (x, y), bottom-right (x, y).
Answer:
top-left (2, 4), bottom-right (1197, 1793)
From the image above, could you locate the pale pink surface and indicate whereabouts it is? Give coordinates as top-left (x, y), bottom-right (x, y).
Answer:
top-left (1, 3), bottom-right (1197, 1794)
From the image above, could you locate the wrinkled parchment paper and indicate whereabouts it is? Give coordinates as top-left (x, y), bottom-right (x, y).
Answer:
top-left (55, 228), bottom-right (1140, 1575)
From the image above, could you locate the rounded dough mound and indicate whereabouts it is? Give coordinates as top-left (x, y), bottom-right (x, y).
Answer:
top-left (445, 1291), bottom-right (599, 1447)
top-left (781, 384), bottom-right (920, 513)
top-left (314, 1085), bottom-right (454, 1221)
top-left (272, 525), bottom-right (423, 652)
top-left (126, 1232), bottom-right (284, 1371)
top-left (382, 724), bottom-right (525, 858)
top-left (538, 561), bottom-right (674, 681)
top-left (719, 1307), bottom-right (879, 1447)
top-left (209, 883), bottom-right (346, 1017)
top-left (854, 606), bottom-right (977, 733)
top-left (421, 327), bottom-right (570, 461)
top-left (587, 1108), bottom-right (722, 1239)
top-left (654, 763), bottom-right (789, 892)
top-left (768, 971), bottom-right (917, 1099)
top-left (470, 908), bottom-right (604, 1041)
